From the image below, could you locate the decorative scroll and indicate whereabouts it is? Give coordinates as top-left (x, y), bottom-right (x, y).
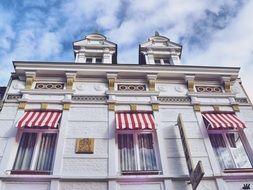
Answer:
top-left (158, 96), bottom-right (191, 103)
top-left (118, 84), bottom-right (146, 91)
top-left (72, 96), bottom-right (107, 102)
top-left (7, 94), bottom-right (22, 100)
top-left (35, 83), bottom-right (64, 90)
top-left (235, 98), bottom-right (248, 104)
top-left (195, 86), bottom-right (222, 93)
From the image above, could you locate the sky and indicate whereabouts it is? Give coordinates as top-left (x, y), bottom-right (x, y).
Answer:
top-left (0, 0), bottom-right (253, 100)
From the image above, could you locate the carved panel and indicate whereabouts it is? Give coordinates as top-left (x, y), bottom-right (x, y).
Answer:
top-left (72, 96), bottom-right (107, 102)
top-left (118, 84), bottom-right (146, 91)
top-left (7, 94), bottom-right (22, 100)
top-left (158, 96), bottom-right (191, 103)
top-left (235, 98), bottom-right (248, 104)
top-left (75, 138), bottom-right (95, 154)
top-left (195, 86), bottom-right (222, 93)
top-left (35, 83), bottom-right (64, 90)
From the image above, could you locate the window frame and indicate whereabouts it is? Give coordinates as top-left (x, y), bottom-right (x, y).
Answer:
top-left (154, 57), bottom-right (171, 65)
top-left (116, 129), bottom-right (161, 175)
top-left (207, 127), bottom-right (253, 171)
top-left (11, 128), bottom-right (58, 175)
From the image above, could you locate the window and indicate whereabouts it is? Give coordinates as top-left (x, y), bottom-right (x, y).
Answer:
top-left (86, 57), bottom-right (92, 63)
top-left (202, 112), bottom-right (252, 170)
top-left (13, 111), bottom-right (61, 174)
top-left (118, 131), bottom-right (158, 173)
top-left (116, 112), bottom-right (160, 174)
top-left (95, 57), bottom-right (102, 63)
top-left (154, 57), bottom-right (170, 65)
top-left (209, 131), bottom-right (252, 169)
top-left (12, 130), bottom-right (57, 174)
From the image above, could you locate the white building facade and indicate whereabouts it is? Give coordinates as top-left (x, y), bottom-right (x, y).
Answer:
top-left (0, 33), bottom-right (253, 190)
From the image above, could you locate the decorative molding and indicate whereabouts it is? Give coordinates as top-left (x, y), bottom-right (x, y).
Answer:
top-left (118, 84), bottom-right (146, 91)
top-left (108, 103), bottom-right (115, 111)
top-left (212, 105), bottom-right (220, 111)
top-left (232, 104), bottom-right (240, 112)
top-left (41, 103), bottom-right (48, 110)
top-left (195, 86), bottom-right (223, 93)
top-left (158, 96), bottom-right (191, 103)
top-left (224, 81), bottom-right (231, 93)
top-left (7, 94), bottom-right (22, 100)
top-left (72, 96), bottom-right (107, 102)
top-left (152, 104), bottom-right (159, 111)
top-left (25, 72), bottom-right (36, 90)
top-left (130, 104), bottom-right (137, 111)
top-left (66, 72), bottom-right (76, 90)
top-left (35, 83), bottom-right (64, 90)
top-left (75, 138), bottom-right (95, 154)
top-left (193, 104), bottom-right (201, 112)
top-left (187, 80), bottom-right (195, 92)
top-left (235, 98), bottom-right (248, 104)
top-left (18, 102), bottom-right (27, 109)
top-left (63, 103), bottom-right (71, 110)
top-left (148, 79), bottom-right (156, 91)
top-left (108, 78), bottom-right (115, 90)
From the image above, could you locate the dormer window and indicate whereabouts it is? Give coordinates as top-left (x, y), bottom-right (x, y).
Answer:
top-left (154, 57), bottom-right (171, 65)
top-left (86, 58), bottom-right (93, 63)
top-left (96, 57), bottom-right (102, 63)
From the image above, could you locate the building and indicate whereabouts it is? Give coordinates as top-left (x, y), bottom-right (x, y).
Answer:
top-left (0, 32), bottom-right (253, 190)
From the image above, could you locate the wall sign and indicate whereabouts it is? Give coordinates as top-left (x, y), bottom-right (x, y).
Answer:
top-left (75, 138), bottom-right (95, 154)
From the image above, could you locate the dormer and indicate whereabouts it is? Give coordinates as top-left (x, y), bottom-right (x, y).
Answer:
top-left (139, 32), bottom-right (182, 65)
top-left (73, 33), bottom-right (117, 64)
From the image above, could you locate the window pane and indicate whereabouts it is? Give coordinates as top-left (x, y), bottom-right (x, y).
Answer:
top-left (118, 134), bottom-right (136, 171)
top-left (163, 59), bottom-right (170, 64)
top-left (86, 58), bottom-right (92, 63)
top-left (96, 58), bottom-right (102, 63)
top-left (209, 134), bottom-right (235, 169)
top-left (138, 134), bottom-right (157, 171)
top-left (226, 133), bottom-right (252, 168)
top-left (154, 59), bottom-right (161, 64)
top-left (13, 133), bottom-right (37, 170)
top-left (36, 133), bottom-right (57, 171)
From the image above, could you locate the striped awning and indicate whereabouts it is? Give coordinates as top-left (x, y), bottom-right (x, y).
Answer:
top-left (17, 111), bottom-right (62, 128)
top-left (116, 113), bottom-right (156, 130)
top-left (202, 113), bottom-right (246, 129)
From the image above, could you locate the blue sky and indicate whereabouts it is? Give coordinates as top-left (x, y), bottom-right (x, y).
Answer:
top-left (1, 0), bottom-right (253, 99)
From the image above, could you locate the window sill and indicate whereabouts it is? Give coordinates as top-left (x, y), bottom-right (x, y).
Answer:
top-left (10, 170), bottom-right (51, 175)
top-left (121, 170), bottom-right (161, 175)
top-left (223, 168), bottom-right (253, 173)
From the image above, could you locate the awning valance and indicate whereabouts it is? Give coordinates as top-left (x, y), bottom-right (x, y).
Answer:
top-left (17, 111), bottom-right (62, 128)
top-left (202, 113), bottom-right (246, 129)
top-left (116, 113), bottom-right (156, 130)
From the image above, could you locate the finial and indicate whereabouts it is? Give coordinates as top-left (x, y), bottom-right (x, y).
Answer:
top-left (155, 31), bottom-right (160, 36)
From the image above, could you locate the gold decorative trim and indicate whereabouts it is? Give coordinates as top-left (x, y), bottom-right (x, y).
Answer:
top-left (130, 104), bottom-right (137, 112)
top-left (187, 80), bottom-right (195, 92)
top-left (232, 104), bottom-right (240, 112)
top-left (108, 79), bottom-right (115, 90)
top-left (212, 105), bottom-right (220, 112)
top-left (152, 104), bottom-right (159, 111)
top-left (18, 102), bottom-right (27, 109)
top-left (41, 103), bottom-right (48, 110)
top-left (67, 77), bottom-right (75, 90)
top-left (75, 138), bottom-right (95, 154)
top-left (224, 81), bottom-right (231, 92)
top-left (63, 103), bottom-right (71, 110)
top-left (108, 103), bottom-right (115, 111)
top-left (26, 77), bottom-right (34, 90)
top-left (148, 79), bottom-right (156, 91)
top-left (193, 104), bottom-right (200, 112)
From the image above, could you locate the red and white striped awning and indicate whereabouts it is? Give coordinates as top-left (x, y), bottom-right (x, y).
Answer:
top-left (116, 113), bottom-right (156, 130)
top-left (17, 111), bottom-right (62, 128)
top-left (202, 113), bottom-right (246, 129)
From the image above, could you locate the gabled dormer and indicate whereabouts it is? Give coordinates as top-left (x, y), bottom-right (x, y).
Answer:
top-left (73, 33), bottom-right (117, 64)
top-left (139, 32), bottom-right (182, 65)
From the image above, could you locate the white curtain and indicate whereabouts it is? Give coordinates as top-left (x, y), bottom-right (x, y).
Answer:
top-left (13, 133), bottom-right (37, 170)
top-left (36, 133), bottom-right (57, 171)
